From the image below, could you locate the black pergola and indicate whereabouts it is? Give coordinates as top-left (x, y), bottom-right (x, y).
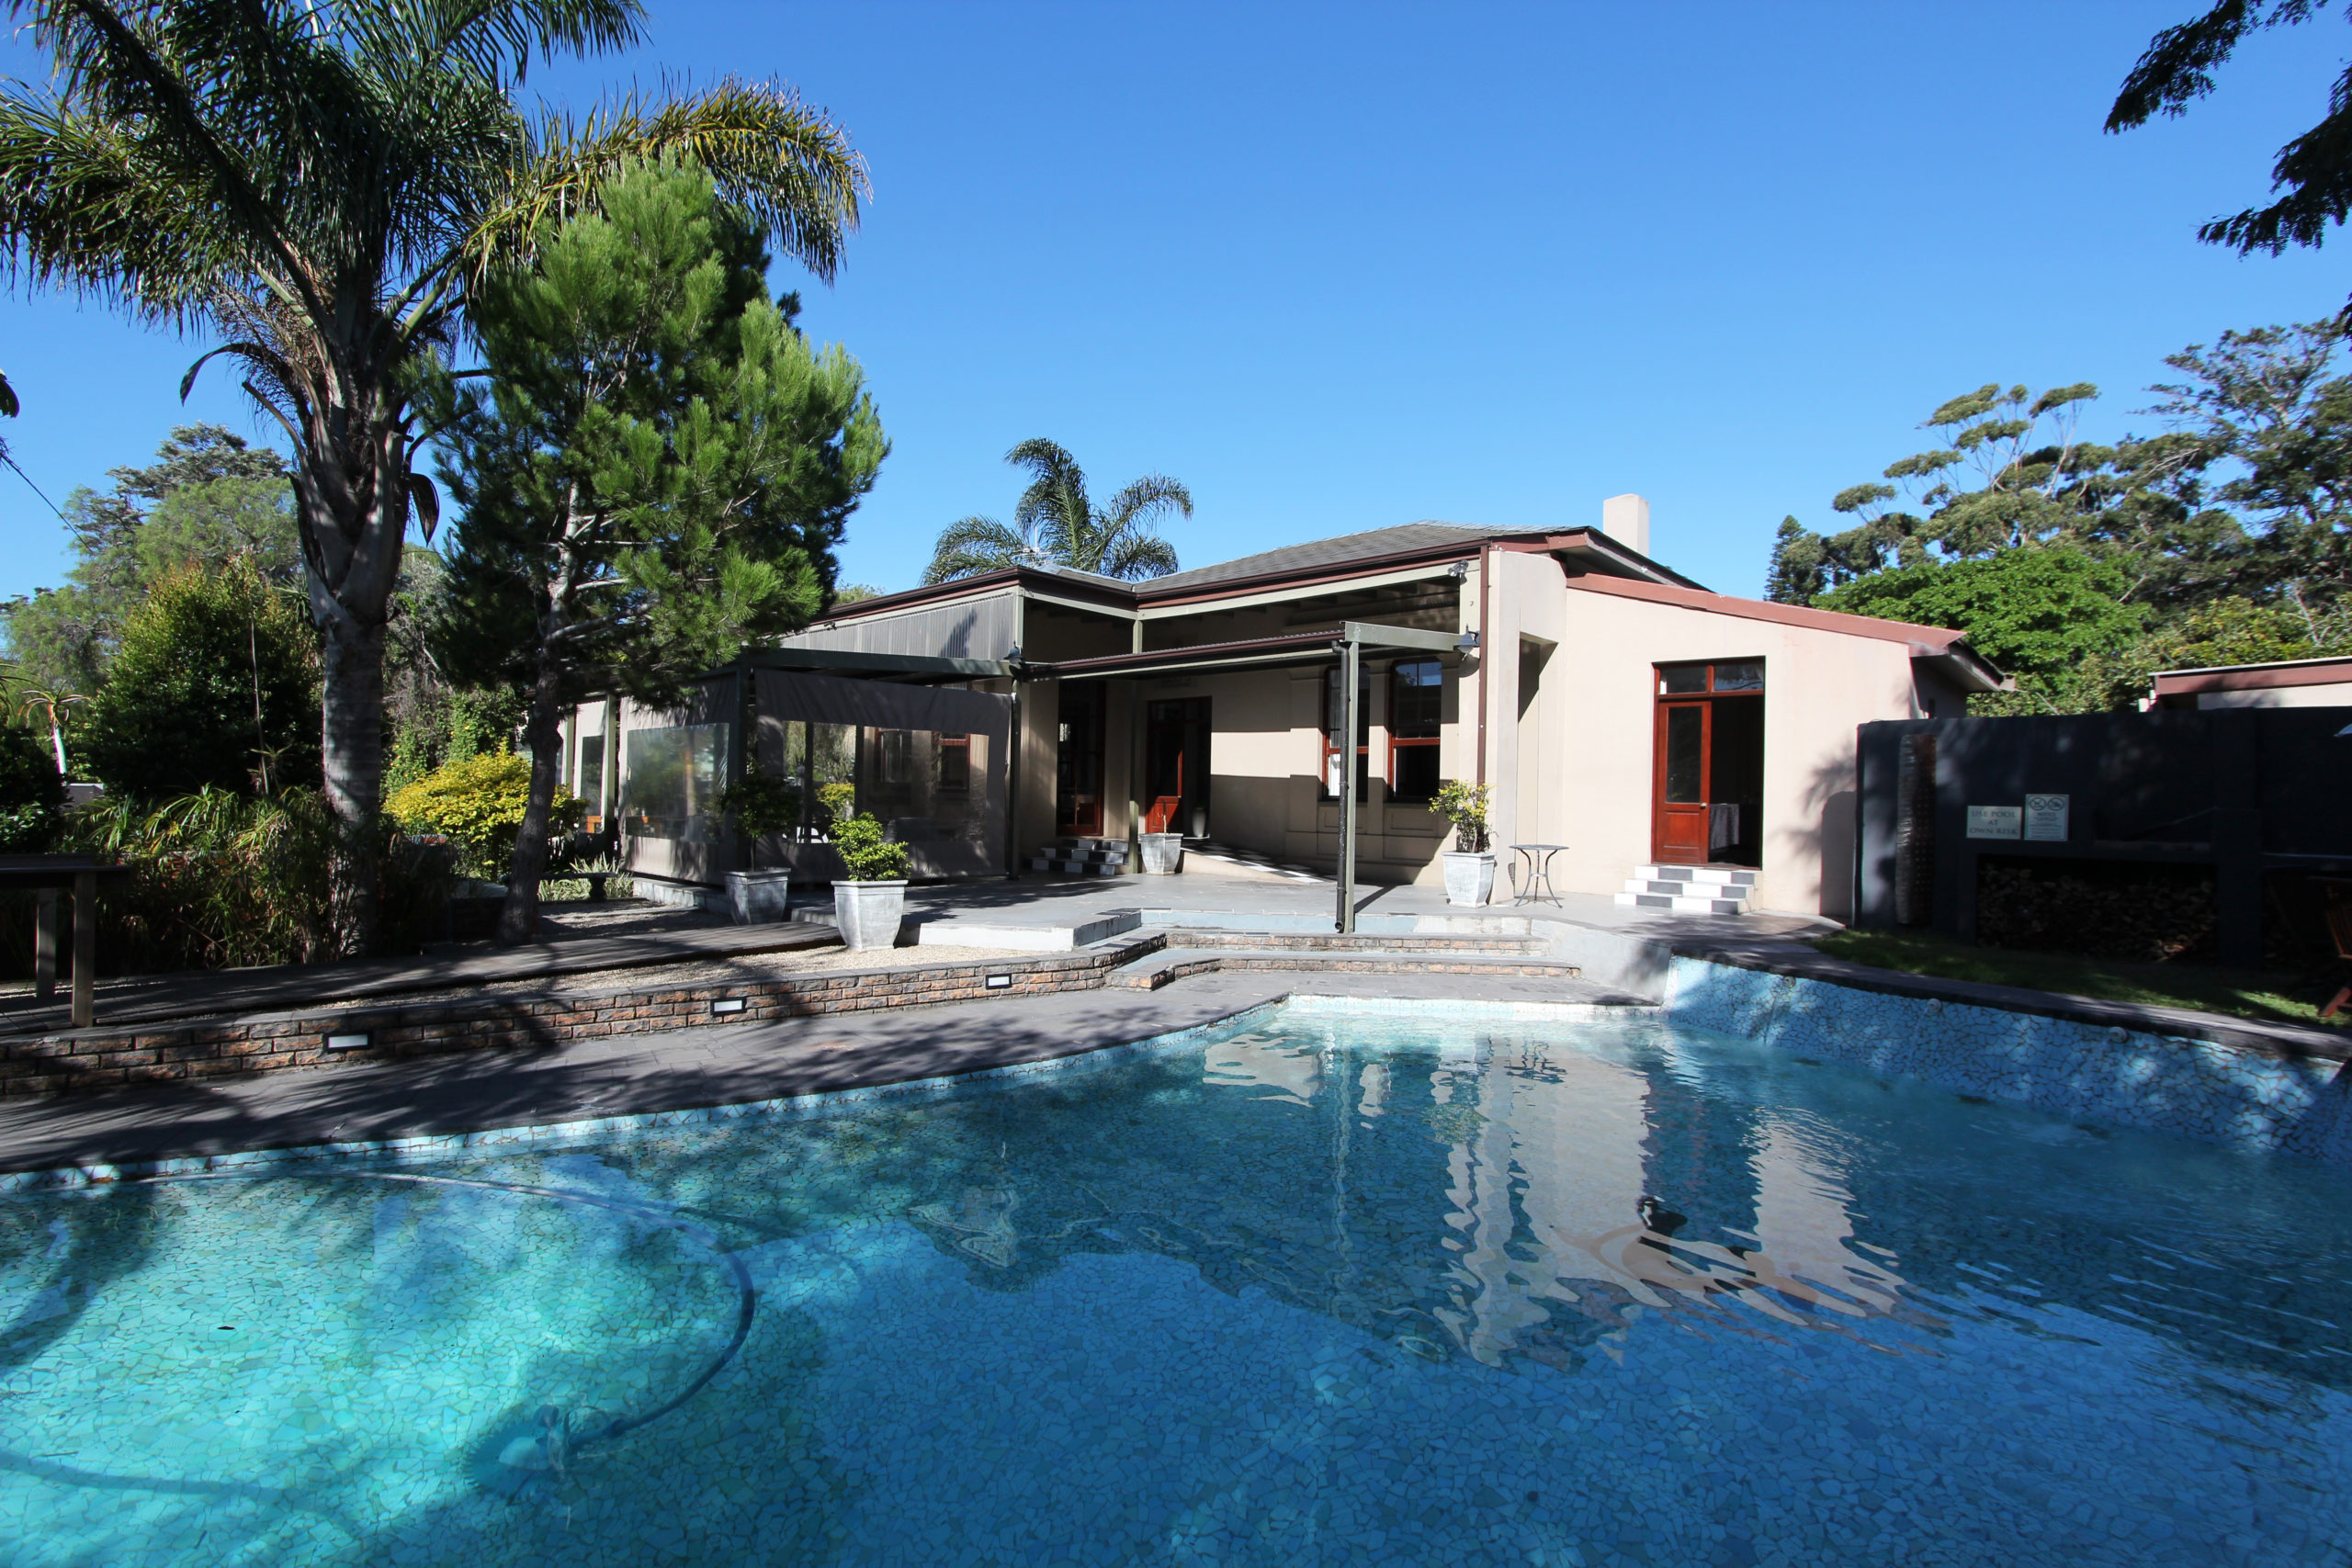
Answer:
top-left (0, 855), bottom-right (135, 1029)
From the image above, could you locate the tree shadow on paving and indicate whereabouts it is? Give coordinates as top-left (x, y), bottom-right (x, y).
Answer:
top-left (0, 985), bottom-right (1259, 1176)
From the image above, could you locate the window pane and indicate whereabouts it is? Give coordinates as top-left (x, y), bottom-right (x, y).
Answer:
top-left (1713, 660), bottom-right (1764, 693)
top-left (1659, 663), bottom-right (1707, 694)
top-left (577, 743), bottom-right (604, 822)
top-left (621, 722), bottom-right (730, 841)
top-left (1663, 706), bottom-right (1703, 803)
top-left (938, 734), bottom-right (970, 793)
top-left (1392, 742), bottom-right (1440, 802)
top-left (1389, 660), bottom-right (1442, 739)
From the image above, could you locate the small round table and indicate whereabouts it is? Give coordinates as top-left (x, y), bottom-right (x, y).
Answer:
top-left (1509, 843), bottom-right (1567, 907)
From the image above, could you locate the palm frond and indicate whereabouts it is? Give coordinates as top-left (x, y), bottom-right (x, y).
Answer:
top-left (469, 80), bottom-right (865, 286)
top-left (1097, 533), bottom-right (1180, 581)
top-left (922, 513), bottom-right (1038, 584)
top-left (1102, 472), bottom-right (1193, 533)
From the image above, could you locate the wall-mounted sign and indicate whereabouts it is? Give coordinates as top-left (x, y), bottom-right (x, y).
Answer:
top-left (1966, 805), bottom-right (2022, 840)
top-left (2024, 794), bottom-right (2070, 842)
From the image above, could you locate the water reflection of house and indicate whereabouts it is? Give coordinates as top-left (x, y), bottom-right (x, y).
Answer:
top-left (1180, 1025), bottom-right (1902, 1369)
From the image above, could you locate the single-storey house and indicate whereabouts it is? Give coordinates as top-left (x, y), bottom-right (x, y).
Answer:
top-left (562, 495), bottom-right (2004, 919)
top-left (2144, 654), bottom-right (2352, 711)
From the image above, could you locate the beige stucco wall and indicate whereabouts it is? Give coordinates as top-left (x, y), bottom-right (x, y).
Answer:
top-left (1493, 552), bottom-right (1928, 919)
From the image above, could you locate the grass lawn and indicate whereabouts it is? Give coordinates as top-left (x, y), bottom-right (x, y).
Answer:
top-left (1807, 928), bottom-right (2348, 1030)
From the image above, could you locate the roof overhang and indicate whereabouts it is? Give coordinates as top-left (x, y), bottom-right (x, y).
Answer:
top-left (735, 647), bottom-right (1016, 683)
top-left (1034, 622), bottom-right (1464, 682)
top-left (2151, 655), bottom-right (2352, 697)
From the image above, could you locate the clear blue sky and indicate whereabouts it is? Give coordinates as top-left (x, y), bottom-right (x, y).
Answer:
top-left (2, 2), bottom-right (2345, 604)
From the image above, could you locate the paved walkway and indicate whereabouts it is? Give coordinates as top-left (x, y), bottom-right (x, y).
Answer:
top-left (0, 969), bottom-right (1635, 1177)
top-left (0, 913), bottom-right (829, 1035)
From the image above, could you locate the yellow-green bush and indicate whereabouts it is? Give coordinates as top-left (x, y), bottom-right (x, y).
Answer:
top-left (386, 750), bottom-right (580, 879)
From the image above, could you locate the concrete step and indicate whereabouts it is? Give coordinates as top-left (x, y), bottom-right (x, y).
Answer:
top-left (1028, 856), bottom-right (1125, 876)
top-left (1612, 890), bottom-right (1750, 915)
top-left (1634, 863), bottom-right (1757, 886)
top-left (1107, 947), bottom-right (1585, 991)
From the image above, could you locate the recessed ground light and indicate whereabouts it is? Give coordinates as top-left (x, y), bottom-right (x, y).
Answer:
top-left (985, 975), bottom-right (1012, 990)
top-left (324, 1032), bottom-right (371, 1052)
top-left (711, 998), bottom-right (747, 1016)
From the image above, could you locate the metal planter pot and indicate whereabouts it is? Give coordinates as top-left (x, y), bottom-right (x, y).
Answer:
top-left (1139, 832), bottom-right (1184, 875)
top-left (727, 869), bottom-right (794, 925)
top-left (832, 879), bottom-right (909, 951)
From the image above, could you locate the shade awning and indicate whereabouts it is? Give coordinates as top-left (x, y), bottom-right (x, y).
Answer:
top-left (1034, 623), bottom-right (1464, 682)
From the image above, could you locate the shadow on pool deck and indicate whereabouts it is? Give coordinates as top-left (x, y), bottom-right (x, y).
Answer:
top-left (0, 969), bottom-right (1637, 1179)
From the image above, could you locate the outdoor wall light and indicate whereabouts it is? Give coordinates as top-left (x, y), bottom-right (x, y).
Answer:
top-left (1454, 631), bottom-right (1480, 652)
top-left (985, 975), bottom-right (1012, 990)
top-left (324, 1031), bottom-right (371, 1052)
top-left (710, 998), bottom-right (747, 1016)
top-left (1448, 560), bottom-right (1471, 581)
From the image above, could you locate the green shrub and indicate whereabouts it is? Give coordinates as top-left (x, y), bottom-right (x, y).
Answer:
top-left (0, 785), bottom-right (453, 976)
top-left (76, 562), bottom-right (319, 803)
top-left (831, 811), bottom-right (910, 882)
top-left (718, 765), bottom-right (803, 837)
top-left (818, 780), bottom-right (857, 824)
top-left (0, 726), bottom-right (64, 852)
top-left (1430, 779), bottom-right (1490, 853)
top-left (385, 750), bottom-right (580, 880)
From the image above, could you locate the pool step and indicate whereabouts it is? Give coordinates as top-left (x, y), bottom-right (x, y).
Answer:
top-left (1027, 837), bottom-right (1128, 876)
top-left (1612, 863), bottom-right (1755, 915)
top-left (1108, 946), bottom-right (1581, 991)
top-left (1153, 928), bottom-right (1553, 955)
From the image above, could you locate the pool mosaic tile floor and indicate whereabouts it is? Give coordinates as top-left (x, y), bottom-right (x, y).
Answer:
top-left (3, 1000), bottom-right (2348, 1565)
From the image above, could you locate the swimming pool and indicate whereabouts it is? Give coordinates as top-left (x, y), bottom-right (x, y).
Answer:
top-left (2, 997), bottom-right (2346, 1566)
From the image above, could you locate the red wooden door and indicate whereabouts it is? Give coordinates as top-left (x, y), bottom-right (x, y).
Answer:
top-left (1653, 701), bottom-right (1710, 863)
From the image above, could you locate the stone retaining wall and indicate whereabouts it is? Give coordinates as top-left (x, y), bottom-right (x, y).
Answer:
top-left (0, 937), bottom-right (1167, 1099)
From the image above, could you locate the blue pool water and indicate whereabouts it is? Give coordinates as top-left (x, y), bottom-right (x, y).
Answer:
top-left (3, 998), bottom-right (2349, 1567)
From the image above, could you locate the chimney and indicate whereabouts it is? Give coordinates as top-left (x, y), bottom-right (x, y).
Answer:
top-left (1600, 494), bottom-right (1650, 558)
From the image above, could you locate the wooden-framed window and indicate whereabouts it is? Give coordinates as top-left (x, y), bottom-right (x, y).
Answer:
top-left (1656, 660), bottom-right (1764, 696)
top-left (937, 731), bottom-right (970, 793)
top-left (1321, 663), bottom-right (1370, 802)
top-left (1387, 659), bottom-right (1442, 803)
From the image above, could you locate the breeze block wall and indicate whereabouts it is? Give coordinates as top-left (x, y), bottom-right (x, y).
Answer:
top-left (0, 938), bottom-right (1167, 1099)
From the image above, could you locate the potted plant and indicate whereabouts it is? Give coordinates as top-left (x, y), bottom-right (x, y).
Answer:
top-left (718, 765), bottom-right (803, 923)
top-left (1431, 780), bottom-right (1496, 907)
top-left (829, 805), bottom-right (912, 951)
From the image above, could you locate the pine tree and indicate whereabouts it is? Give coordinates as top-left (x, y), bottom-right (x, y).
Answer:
top-left (427, 160), bottom-right (887, 942)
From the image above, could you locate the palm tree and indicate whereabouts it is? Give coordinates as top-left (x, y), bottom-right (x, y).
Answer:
top-left (922, 439), bottom-right (1189, 585)
top-left (0, 0), bottom-right (866, 953)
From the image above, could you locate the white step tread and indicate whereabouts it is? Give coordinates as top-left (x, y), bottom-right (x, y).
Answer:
top-left (1634, 863), bottom-right (1758, 886)
top-left (1612, 890), bottom-right (1749, 914)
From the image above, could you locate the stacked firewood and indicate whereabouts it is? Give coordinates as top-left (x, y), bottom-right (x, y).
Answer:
top-left (1977, 862), bottom-right (2217, 964)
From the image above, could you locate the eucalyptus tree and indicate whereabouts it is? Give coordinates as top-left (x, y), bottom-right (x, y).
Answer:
top-left (922, 439), bottom-right (1189, 583)
top-left (0, 0), bottom-right (866, 953)
top-left (426, 160), bottom-right (885, 942)
top-left (2109, 2), bottom-right (2352, 263)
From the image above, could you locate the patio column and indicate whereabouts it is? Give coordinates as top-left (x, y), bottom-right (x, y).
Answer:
top-left (1337, 635), bottom-right (1361, 934)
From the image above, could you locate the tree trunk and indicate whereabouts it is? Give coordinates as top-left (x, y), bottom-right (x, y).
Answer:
top-left (320, 616), bottom-right (387, 953)
top-left (499, 651), bottom-right (568, 944)
top-left (295, 416), bottom-right (411, 959)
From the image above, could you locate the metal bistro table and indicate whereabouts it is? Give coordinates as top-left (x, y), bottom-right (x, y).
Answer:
top-left (0, 854), bottom-right (136, 1029)
top-left (1509, 842), bottom-right (1567, 907)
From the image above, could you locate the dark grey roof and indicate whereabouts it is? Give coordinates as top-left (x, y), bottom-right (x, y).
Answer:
top-left (1135, 522), bottom-right (1517, 595)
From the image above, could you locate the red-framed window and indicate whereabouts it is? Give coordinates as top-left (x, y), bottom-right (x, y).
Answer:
top-left (937, 732), bottom-right (970, 793)
top-left (1387, 659), bottom-right (1442, 802)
